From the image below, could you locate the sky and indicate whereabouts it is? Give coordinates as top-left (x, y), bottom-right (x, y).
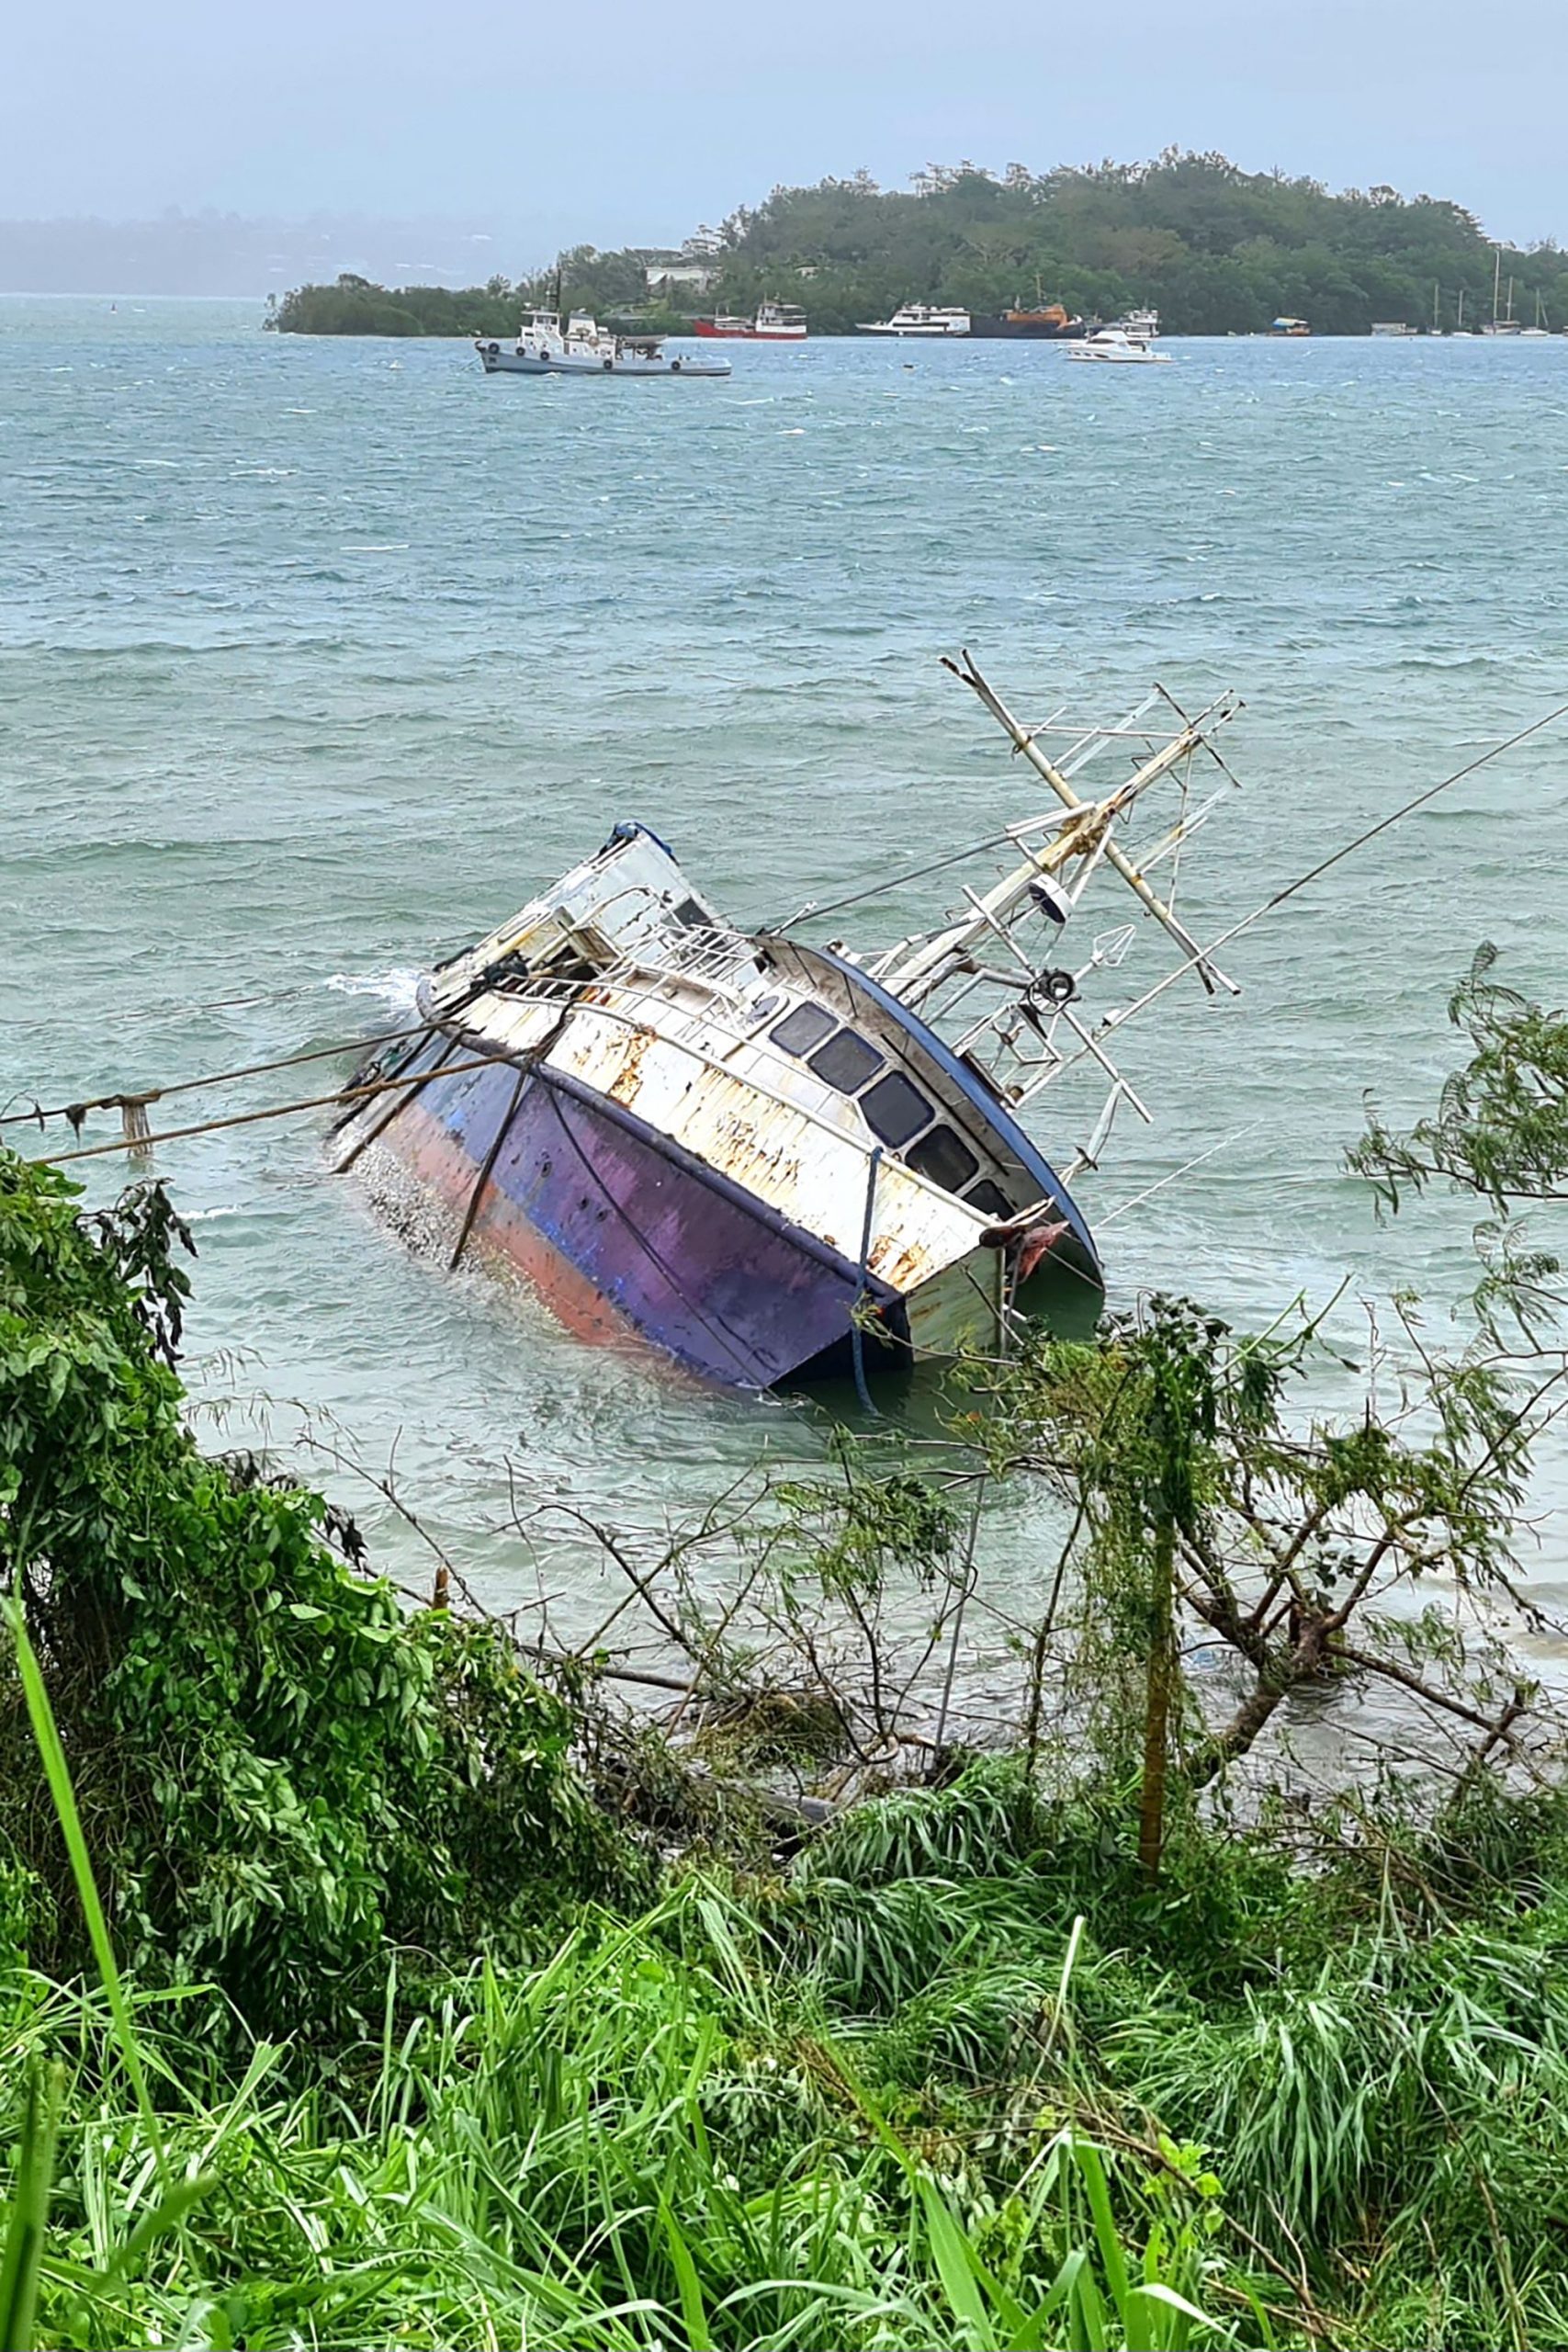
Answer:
top-left (6, 0), bottom-right (1566, 264)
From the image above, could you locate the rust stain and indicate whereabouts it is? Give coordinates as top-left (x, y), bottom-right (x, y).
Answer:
top-left (606, 1026), bottom-right (653, 1107)
top-left (868, 1229), bottom-right (938, 1292)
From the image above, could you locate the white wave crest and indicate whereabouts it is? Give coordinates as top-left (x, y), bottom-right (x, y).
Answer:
top-left (322, 967), bottom-right (423, 1016)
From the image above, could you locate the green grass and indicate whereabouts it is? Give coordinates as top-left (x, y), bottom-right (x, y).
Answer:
top-left (0, 1890), bottom-right (1252, 2350)
top-left (6, 1621), bottom-right (1568, 2349)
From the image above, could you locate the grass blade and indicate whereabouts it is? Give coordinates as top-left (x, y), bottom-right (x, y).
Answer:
top-left (5, 1594), bottom-right (167, 2177)
top-left (0, 2063), bottom-right (61, 2352)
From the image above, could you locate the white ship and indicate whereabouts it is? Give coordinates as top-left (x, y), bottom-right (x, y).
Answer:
top-left (857, 304), bottom-right (972, 337)
top-left (475, 310), bottom-right (731, 378)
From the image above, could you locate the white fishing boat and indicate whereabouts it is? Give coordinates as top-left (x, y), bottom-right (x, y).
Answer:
top-left (1067, 328), bottom-right (1173, 368)
top-left (856, 304), bottom-right (972, 337)
top-left (1106, 306), bottom-right (1160, 339)
top-left (475, 310), bottom-right (731, 378)
top-left (334, 659), bottom-right (1245, 1393)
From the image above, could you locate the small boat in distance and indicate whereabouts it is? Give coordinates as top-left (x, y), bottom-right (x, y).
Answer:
top-left (1270, 317), bottom-right (1311, 336)
top-left (1481, 249), bottom-right (1523, 336)
top-left (1371, 321), bottom-right (1418, 337)
top-left (1067, 328), bottom-right (1172, 367)
top-left (476, 310), bottom-right (731, 378)
top-left (857, 304), bottom-right (972, 336)
top-left (1106, 306), bottom-right (1160, 339)
top-left (694, 300), bottom-right (807, 340)
top-left (969, 300), bottom-right (1087, 340)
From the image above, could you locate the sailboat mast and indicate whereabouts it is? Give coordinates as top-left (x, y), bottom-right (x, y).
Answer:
top-left (1493, 245), bottom-right (1502, 326)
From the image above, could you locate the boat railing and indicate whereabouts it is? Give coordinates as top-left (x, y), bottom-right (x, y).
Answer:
top-left (604, 918), bottom-right (761, 996)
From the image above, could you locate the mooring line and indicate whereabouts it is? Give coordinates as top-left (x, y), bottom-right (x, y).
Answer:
top-left (1, 1021), bottom-right (426, 1135)
top-left (39, 1049), bottom-right (508, 1168)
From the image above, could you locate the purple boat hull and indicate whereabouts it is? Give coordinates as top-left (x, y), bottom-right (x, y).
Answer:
top-left (364, 1035), bottom-right (903, 1389)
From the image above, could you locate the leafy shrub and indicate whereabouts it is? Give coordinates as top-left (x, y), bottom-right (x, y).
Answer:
top-left (0, 1150), bottom-right (641, 2034)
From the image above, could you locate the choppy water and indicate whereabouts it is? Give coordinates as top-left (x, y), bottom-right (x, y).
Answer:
top-left (5, 297), bottom-right (1568, 1708)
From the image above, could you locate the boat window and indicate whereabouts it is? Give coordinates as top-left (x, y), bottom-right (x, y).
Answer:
top-left (807, 1028), bottom-right (885, 1093)
top-left (965, 1179), bottom-right (1013, 1222)
top-left (671, 897), bottom-right (708, 929)
top-left (907, 1124), bottom-right (980, 1193)
top-left (770, 1002), bottom-right (836, 1056)
top-left (861, 1071), bottom-right (933, 1149)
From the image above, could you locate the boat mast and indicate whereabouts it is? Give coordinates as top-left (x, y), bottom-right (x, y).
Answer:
top-left (883, 654), bottom-right (1241, 1000)
top-left (1493, 246), bottom-right (1502, 327)
top-left (1433, 278), bottom-right (1440, 333)
top-left (1458, 286), bottom-right (1465, 330)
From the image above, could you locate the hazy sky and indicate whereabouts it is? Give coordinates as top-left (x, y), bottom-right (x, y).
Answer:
top-left (7, 0), bottom-right (1565, 258)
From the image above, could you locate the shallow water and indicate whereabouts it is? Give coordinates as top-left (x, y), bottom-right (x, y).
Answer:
top-left (4, 298), bottom-right (1568, 1703)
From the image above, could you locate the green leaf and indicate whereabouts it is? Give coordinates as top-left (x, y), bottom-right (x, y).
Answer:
top-left (0, 2063), bottom-right (61, 2352)
top-left (660, 2202), bottom-right (713, 2352)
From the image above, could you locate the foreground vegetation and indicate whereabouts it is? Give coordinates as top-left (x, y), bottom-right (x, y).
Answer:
top-left (272, 149), bottom-right (1568, 338)
top-left (5, 947), bottom-right (1568, 2346)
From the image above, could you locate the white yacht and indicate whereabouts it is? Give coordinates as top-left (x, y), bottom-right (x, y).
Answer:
top-left (476, 311), bottom-right (731, 378)
top-left (857, 304), bottom-right (972, 337)
top-left (1107, 306), bottom-right (1160, 339)
top-left (1067, 328), bottom-right (1172, 368)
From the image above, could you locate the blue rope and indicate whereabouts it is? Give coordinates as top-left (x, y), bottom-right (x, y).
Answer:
top-left (850, 1146), bottom-right (885, 1415)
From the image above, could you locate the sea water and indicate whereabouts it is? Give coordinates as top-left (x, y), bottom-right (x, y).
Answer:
top-left (4, 299), bottom-right (1568, 1717)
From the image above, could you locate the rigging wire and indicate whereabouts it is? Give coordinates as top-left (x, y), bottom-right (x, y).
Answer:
top-left (1090, 697), bottom-right (1568, 1048)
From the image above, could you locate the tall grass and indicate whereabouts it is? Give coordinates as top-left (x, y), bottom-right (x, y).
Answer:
top-left (0, 1644), bottom-right (1240, 2351)
top-left (9, 1628), bottom-right (1566, 2348)
top-left (0, 1884), bottom-right (1247, 2350)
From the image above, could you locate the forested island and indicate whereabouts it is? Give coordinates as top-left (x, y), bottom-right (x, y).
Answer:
top-left (270, 149), bottom-right (1568, 337)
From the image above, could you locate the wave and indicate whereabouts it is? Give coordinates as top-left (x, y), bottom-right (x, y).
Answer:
top-left (321, 967), bottom-right (423, 1017)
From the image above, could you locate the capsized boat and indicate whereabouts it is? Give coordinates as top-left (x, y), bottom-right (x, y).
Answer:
top-left (694, 300), bottom-right (807, 341)
top-left (476, 309), bottom-right (731, 377)
top-left (332, 660), bottom-right (1243, 1390)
